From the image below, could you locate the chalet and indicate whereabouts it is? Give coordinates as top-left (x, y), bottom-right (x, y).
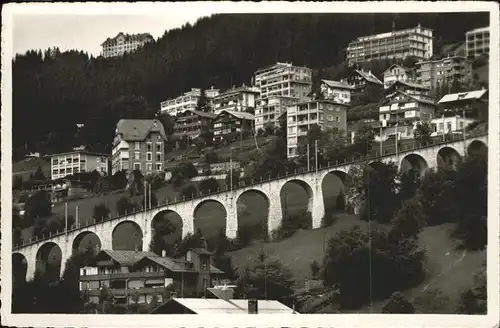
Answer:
top-left (213, 110), bottom-right (254, 142)
top-left (382, 64), bottom-right (416, 88)
top-left (173, 110), bottom-right (216, 139)
top-left (318, 79), bottom-right (354, 104)
top-left (344, 69), bottom-right (384, 91)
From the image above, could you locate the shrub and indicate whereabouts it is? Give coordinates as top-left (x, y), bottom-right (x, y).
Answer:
top-left (199, 177), bottom-right (219, 195)
top-left (180, 184), bottom-right (198, 199)
top-left (321, 207), bottom-right (338, 228)
top-left (93, 203), bottom-right (110, 222)
top-left (272, 210), bottom-right (312, 241)
top-left (116, 196), bottom-right (135, 215)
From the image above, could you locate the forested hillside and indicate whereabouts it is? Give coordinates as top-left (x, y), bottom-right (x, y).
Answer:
top-left (12, 12), bottom-right (488, 157)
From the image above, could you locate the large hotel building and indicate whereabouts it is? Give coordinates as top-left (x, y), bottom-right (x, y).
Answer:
top-left (253, 62), bottom-right (312, 132)
top-left (465, 26), bottom-right (490, 58)
top-left (101, 32), bottom-right (154, 58)
top-left (346, 24), bottom-right (434, 66)
top-left (160, 87), bottom-right (220, 117)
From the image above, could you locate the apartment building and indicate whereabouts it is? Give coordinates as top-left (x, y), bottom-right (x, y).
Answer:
top-left (111, 119), bottom-right (167, 175)
top-left (172, 110), bottom-right (216, 139)
top-left (378, 91), bottom-right (436, 141)
top-left (286, 100), bottom-right (349, 158)
top-left (160, 87), bottom-right (220, 117)
top-left (346, 24), bottom-right (433, 66)
top-left (254, 62), bottom-right (312, 100)
top-left (212, 84), bottom-right (260, 115)
top-left (319, 79), bottom-right (354, 104)
top-left (79, 249), bottom-right (225, 306)
top-left (254, 95), bottom-right (299, 132)
top-left (382, 64), bottom-right (416, 88)
top-left (429, 115), bottom-right (476, 137)
top-left (415, 56), bottom-right (472, 89)
top-left (101, 32), bottom-right (154, 58)
top-left (466, 26), bottom-right (490, 58)
top-left (213, 110), bottom-right (254, 142)
top-left (51, 151), bottom-right (109, 180)
top-left (437, 89), bottom-right (488, 120)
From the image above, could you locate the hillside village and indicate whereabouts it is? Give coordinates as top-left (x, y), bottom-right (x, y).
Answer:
top-left (12, 15), bottom-right (489, 315)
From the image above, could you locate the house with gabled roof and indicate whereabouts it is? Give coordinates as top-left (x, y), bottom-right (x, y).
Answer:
top-left (173, 109), bottom-right (216, 140)
top-left (317, 79), bottom-right (354, 105)
top-left (384, 80), bottom-right (431, 98)
top-left (79, 248), bottom-right (225, 308)
top-left (213, 109), bottom-right (254, 143)
top-left (382, 64), bottom-right (416, 88)
top-left (111, 119), bottom-right (167, 174)
top-left (378, 90), bottom-right (437, 141)
top-left (345, 69), bottom-right (384, 90)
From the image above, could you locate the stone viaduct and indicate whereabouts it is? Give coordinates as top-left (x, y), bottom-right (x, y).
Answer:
top-left (12, 134), bottom-right (488, 280)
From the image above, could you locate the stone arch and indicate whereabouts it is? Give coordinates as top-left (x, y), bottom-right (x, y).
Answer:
top-left (467, 140), bottom-right (488, 159)
top-left (12, 253), bottom-right (27, 285)
top-left (368, 160), bottom-right (387, 171)
top-left (400, 153), bottom-right (429, 177)
top-left (193, 199), bottom-right (227, 239)
top-left (437, 146), bottom-right (462, 169)
top-left (322, 170), bottom-right (348, 212)
top-left (112, 220), bottom-right (143, 251)
top-left (236, 189), bottom-right (270, 241)
top-left (280, 179), bottom-right (314, 228)
top-left (36, 242), bottom-right (62, 281)
top-left (72, 231), bottom-right (102, 254)
top-left (150, 210), bottom-right (184, 250)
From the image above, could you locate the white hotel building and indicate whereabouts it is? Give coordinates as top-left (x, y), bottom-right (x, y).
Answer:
top-left (253, 62), bottom-right (312, 132)
top-left (101, 32), bottom-right (154, 58)
top-left (212, 84), bottom-right (260, 115)
top-left (51, 151), bottom-right (109, 180)
top-left (346, 24), bottom-right (433, 66)
top-left (160, 87), bottom-right (220, 117)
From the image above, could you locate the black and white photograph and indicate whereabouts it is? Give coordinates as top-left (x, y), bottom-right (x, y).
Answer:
top-left (1, 2), bottom-right (499, 327)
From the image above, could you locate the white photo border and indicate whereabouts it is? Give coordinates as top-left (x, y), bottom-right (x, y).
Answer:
top-left (1, 2), bottom-right (499, 327)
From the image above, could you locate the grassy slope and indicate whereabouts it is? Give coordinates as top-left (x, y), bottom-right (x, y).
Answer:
top-left (229, 216), bottom-right (485, 314)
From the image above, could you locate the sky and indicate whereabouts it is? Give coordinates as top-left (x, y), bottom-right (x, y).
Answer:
top-left (13, 12), bottom-right (214, 57)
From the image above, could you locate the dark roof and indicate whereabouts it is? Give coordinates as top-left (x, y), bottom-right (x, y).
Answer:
top-left (385, 90), bottom-right (436, 106)
top-left (385, 80), bottom-right (430, 91)
top-left (216, 110), bottom-right (254, 121)
top-left (134, 254), bottom-right (224, 274)
top-left (321, 79), bottom-right (355, 90)
top-left (382, 64), bottom-right (414, 75)
top-left (116, 119), bottom-right (167, 141)
top-left (96, 250), bottom-right (157, 266)
top-left (353, 70), bottom-right (383, 85)
top-left (50, 151), bottom-right (109, 157)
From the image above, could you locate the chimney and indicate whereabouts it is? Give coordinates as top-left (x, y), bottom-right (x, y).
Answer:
top-left (162, 250), bottom-right (167, 257)
top-left (248, 299), bottom-right (258, 314)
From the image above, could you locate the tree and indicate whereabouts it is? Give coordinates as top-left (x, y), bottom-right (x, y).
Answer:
top-left (413, 122), bottom-right (432, 146)
top-left (457, 268), bottom-right (486, 314)
top-left (382, 292), bottom-right (415, 313)
top-left (116, 196), bottom-right (136, 215)
top-left (397, 169), bottom-right (420, 203)
top-left (335, 191), bottom-right (346, 211)
top-left (150, 216), bottom-right (177, 256)
top-left (199, 177), bottom-right (219, 194)
top-left (24, 191), bottom-right (52, 220)
top-left (171, 162), bottom-right (198, 187)
top-left (157, 112), bottom-right (175, 136)
top-left (388, 197), bottom-right (426, 243)
top-left (110, 170), bottom-right (128, 190)
top-left (213, 255), bottom-right (239, 282)
top-left (237, 251), bottom-right (295, 306)
top-left (93, 203), bottom-right (110, 222)
top-left (33, 165), bottom-right (46, 181)
top-left (310, 260), bottom-right (320, 279)
top-left (413, 287), bottom-right (450, 313)
top-left (352, 124), bottom-right (375, 156)
top-left (196, 88), bottom-right (211, 113)
top-left (128, 169), bottom-right (144, 196)
top-left (180, 184), bottom-right (198, 199)
top-left (203, 148), bottom-right (219, 165)
top-left (13, 175), bottom-right (23, 190)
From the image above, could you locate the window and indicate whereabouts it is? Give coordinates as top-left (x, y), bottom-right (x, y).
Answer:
top-left (96, 157), bottom-right (100, 163)
top-left (134, 142), bottom-right (140, 150)
top-left (134, 152), bottom-right (140, 160)
top-left (156, 142), bottom-right (162, 152)
top-left (156, 153), bottom-right (161, 162)
top-left (460, 121), bottom-right (464, 129)
top-left (447, 122), bottom-right (452, 131)
top-left (52, 169), bottom-right (58, 176)
top-left (147, 152), bottom-right (152, 161)
top-left (134, 163), bottom-right (141, 170)
top-left (156, 163), bottom-right (162, 171)
top-left (52, 158), bottom-right (59, 165)
top-left (147, 163), bottom-right (152, 171)
top-left (439, 123), bottom-right (444, 131)
top-left (147, 142), bottom-right (152, 152)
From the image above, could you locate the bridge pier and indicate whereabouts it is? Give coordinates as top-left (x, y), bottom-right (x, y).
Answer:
top-left (176, 202), bottom-right (195, 238)
top-left (268, 197), bottom-right (283, 237)
top-left (311, 177), bottom-right (325, 229)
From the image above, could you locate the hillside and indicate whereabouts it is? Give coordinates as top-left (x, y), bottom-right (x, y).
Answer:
top-left (13, 12), bottom-right (489, 157)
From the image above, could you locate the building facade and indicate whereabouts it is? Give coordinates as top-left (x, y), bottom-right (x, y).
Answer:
top-left (254, 95), bottom-right (299, 132)
top-left (51, 151), bottom-right (109, 180)
top-left (79, 249), bottom-right (225, 306)
top-left (382, 64), bottom-right (416, 88)
top-left (173, 110), bottom-right (216, 139)
top-left (286, 100), bottom-right (349, 158)
top-left (160, 87), bottom-right (220, 117)
top-left (254, 62), bottom-right (312, 100)
top-left (101, 32), bottom-right (154, 58)
top-left (213, 110), bottom-right (254, 142)
top-left (378, 91), bottom-right (436, 141)
top-left (319, 79), bottom-right (354, 104)
top-left (346, 24), bottom-right (433, 66)
top-left (111, 119), bottom-right (167, 175)
top-left (212, 85), bottom-right (260, 115)
top-left (415, 56), bottom-right (472, 89)
top-left (345, 69), bottom-right (384, 90)
top-left (384, 80), bottom-right (431, 98)
top-left (466, 26), bottom-right (490, 58)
